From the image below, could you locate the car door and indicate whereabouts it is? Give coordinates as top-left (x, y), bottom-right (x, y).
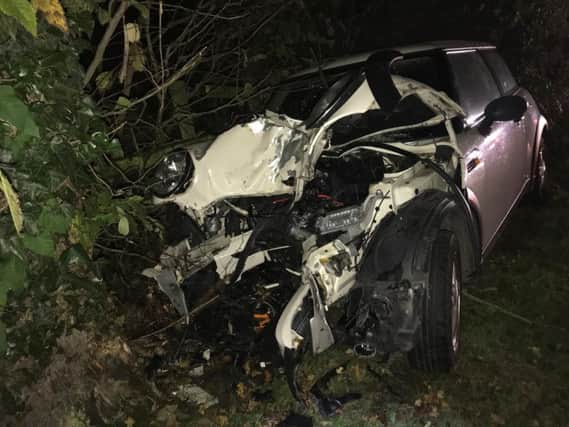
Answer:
top-left (446, 49), bottom-right (528, 252)
top-left (481, 49), bottom-right (535, 182)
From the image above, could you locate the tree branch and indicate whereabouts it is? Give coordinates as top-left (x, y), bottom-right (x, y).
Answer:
top-left (83, 0), bottom-right (130, 87)
top-left (104, 47), bottom-right (207, 116)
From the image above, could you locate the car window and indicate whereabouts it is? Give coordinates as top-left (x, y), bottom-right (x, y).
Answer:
top-left (446, 51), bottom-right (501, 125)
top-left (267, 71), bottom-right (354, 121)
top-left (391, 56), bottom-right (449, 93)
top-left (481, 49), bottom-right (518, 94)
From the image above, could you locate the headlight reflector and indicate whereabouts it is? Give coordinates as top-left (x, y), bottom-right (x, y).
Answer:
top-left (150, 151), bottom-right (193, 198)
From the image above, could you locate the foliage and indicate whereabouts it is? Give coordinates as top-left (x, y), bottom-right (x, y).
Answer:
top-left (0, 1), bottom-right (153, 355)
top-left (0, 0), bottom-right (37, 36)
top-left (0, 0), bottom-right (71, 36)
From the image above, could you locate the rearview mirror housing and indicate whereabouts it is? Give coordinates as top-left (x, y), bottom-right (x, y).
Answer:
top-left (484, 95), bottom-right (527, 123)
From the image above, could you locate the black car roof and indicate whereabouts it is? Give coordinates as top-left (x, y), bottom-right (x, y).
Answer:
top-left (291, 40), bottom-right (495, 78)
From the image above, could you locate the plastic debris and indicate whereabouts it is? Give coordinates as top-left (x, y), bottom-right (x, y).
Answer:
top-left (174, 384), bottom-right (219, 408)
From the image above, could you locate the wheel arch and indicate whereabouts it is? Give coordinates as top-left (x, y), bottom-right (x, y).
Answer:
top-left (358, 190), bottom-right (480, 283)
top-left (532, 115), bottom-right (548, 180)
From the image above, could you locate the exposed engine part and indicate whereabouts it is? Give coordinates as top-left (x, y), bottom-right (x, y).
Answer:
top-left (315, 205), bottom-right (363, 235)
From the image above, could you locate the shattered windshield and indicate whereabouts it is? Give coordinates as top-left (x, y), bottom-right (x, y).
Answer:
top-left (267, 69), bottom-right (361, 123)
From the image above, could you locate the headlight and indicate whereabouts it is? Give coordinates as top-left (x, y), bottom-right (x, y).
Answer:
top-left (149, 151), bottom-right (194, 198)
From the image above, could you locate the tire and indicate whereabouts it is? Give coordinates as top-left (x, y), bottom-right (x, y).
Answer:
top-left (408, 230), bottom-right (461, 372)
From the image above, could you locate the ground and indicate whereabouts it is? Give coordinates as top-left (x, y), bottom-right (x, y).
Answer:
top-left (3, 179), bottom-right (568, 427)
top-left (147, 187), bottom-right (569, 426)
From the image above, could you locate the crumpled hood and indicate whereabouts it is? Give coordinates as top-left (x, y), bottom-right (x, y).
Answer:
top-left (171, 113), bottom-right (312, 213)
top-left (166, 76), bottom-right (464, 216)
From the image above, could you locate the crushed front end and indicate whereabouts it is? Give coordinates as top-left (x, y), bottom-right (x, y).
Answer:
top-left (142, 52), bottom-right (467, 401)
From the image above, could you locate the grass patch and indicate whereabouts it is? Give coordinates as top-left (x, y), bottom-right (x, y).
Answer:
top-left (190, 197), bottom-right (569, 426)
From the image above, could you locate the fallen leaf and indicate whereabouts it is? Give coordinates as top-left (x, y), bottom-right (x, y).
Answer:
top-left (32, 0), bottom-right (68, 32)
top-left (0, 169), bottom-right (23, 235)
top-left (235, 382), bottom-right (248, 400)
top-left (216, 415), bottom-right (229, 426)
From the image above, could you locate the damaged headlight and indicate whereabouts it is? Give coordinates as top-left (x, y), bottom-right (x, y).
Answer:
top-left (149, 151), bottom-right (194, 198)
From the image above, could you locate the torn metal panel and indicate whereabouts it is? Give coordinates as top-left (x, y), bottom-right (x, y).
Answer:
top-left (275, 284), bottom-right (310, 353)
top-left (142, 268), bottom-right (189, 320)
top-left (306, 272), bottom-right (335, 354)
top-left (167, 113), bottom-right (313, 216)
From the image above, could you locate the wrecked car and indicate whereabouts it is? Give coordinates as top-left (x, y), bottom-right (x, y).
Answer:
top-left (143, 41), bottom-right (547, 399)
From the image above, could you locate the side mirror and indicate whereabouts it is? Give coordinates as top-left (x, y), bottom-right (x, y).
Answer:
top-left (484, 95), bottom-right (527, 123)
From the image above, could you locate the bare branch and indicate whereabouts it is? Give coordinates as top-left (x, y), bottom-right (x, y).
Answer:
top-left (84, 0), bottom-right (130, 87)
top-left (104, 47), bottom-right (207, 116)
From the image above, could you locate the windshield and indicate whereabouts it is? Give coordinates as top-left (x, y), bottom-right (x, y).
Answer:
top-left (267, 69), bottom-right (361, 123)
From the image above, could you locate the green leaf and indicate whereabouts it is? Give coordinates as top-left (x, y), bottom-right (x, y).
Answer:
top-left (60, 244), bottom-right (91, 269)
top-left (38, 207), bottom-right (69, 235)
top-left (131, 0), bottom-right (149, 20)
top-left (95, 70), bottom-right (114, 92)
top-left (0, 0), bottom-right (37, 36)
top-left (0, 255), bottom-right (26, 307)
top-left (118, 216), bottom-right (129, 236)
top-left (96, 7), bottom-right (110, 25)
top-left (116, 96), bottom-right (130, 108)
top-left (0, 85), bottom-right (39, 151)
top-left (22, 233), bottom-right (55, 257)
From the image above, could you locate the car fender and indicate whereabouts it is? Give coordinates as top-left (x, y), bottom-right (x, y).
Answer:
top-left (532, 115), bottom-right (548, 180)
top-left (358, 189), bottom-right (480, 284)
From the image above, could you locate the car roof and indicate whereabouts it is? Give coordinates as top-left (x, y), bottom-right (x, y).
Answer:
top-left (291, 40), bottom-right (495, 78)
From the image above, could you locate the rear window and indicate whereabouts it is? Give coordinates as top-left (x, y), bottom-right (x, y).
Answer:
top-left (447, 51), bottom-right (501, 124)
top-left (481, 49), bottom-right (517, 94)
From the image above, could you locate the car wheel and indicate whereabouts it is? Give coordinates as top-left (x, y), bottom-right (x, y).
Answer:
top-left (408, 230), bottom-right (461, 372)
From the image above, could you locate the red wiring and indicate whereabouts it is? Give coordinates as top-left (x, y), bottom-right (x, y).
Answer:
top-left (271, 197), bottom-right (291, 204)
top-left (317, 193), bottom-right (344, 207)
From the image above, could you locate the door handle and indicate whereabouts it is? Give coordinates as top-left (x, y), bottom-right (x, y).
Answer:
top-left (467, 157), bottom-right (481, 172)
